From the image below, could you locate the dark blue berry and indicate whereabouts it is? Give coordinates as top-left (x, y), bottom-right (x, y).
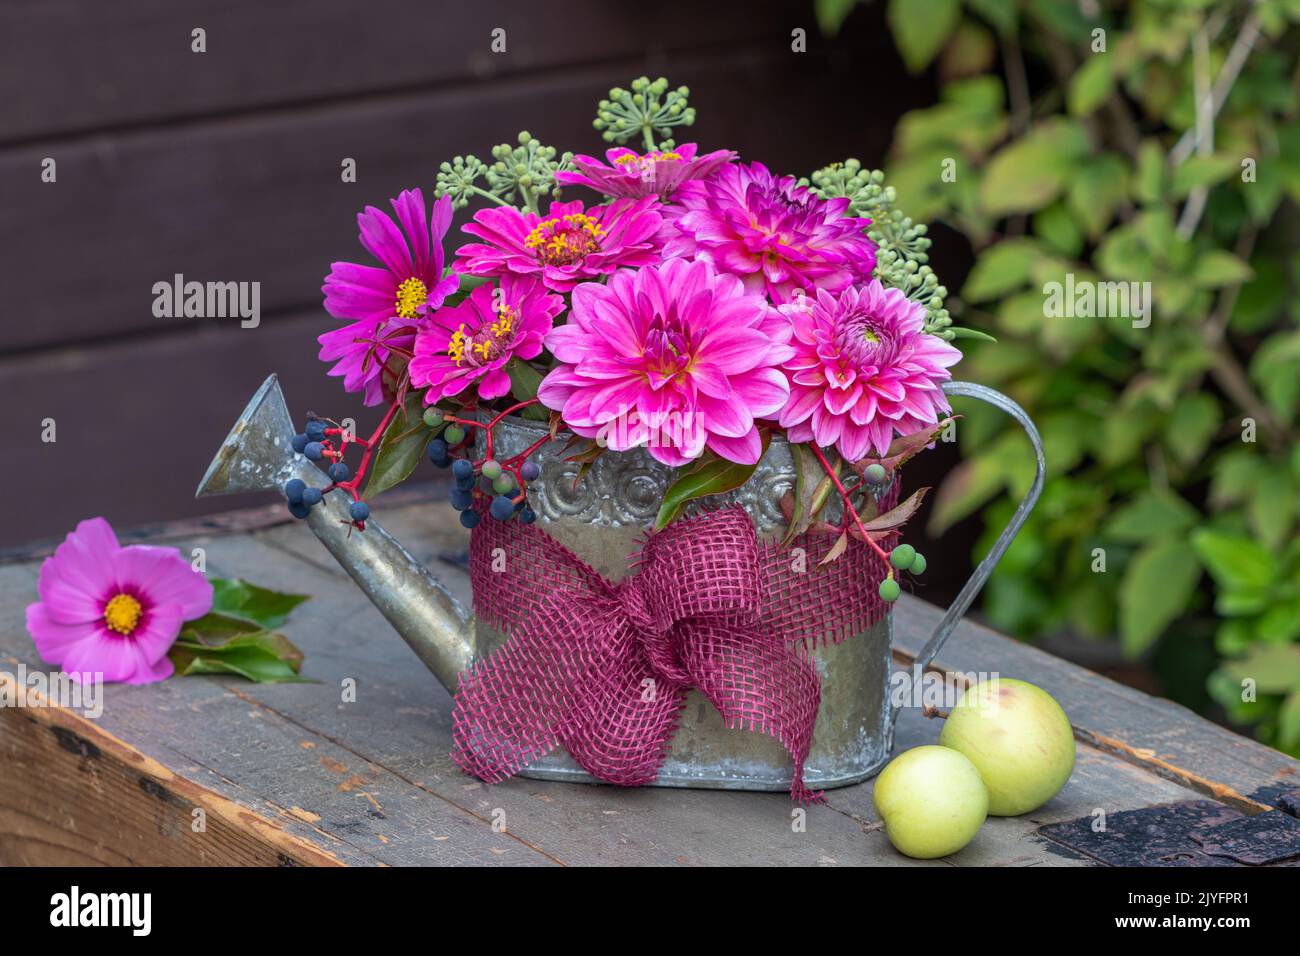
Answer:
top-left (519, 507), bottom-right (536, 524)
top-left (288, 500), bottom-right (311, 519)
top-left (349, 501), bottom-right (370, 522)
top-left (301, 487), bottom-right (323, 506)
top-left (427, 438), bottom-right (450, 467)
top-left (305, 420), bottom-right (327, 441)
top-left (489, 495), bottom-right (515, 521)
top-left (284, 478), bottom-right (306, 504)
top-left (520, 461), bottom-right (540, 482)
top-left (460, 509), bottom-right (481, 529)
top-left (291, 433), bottom-right (309, 453)
top-left (452, 459), bottom-right (474, 481)
top-left (328, 462), bottom-right (351, 482)
top-left (450, 488), bottom-right (474, 511)
top-left (304, 441), bottom-right (324, 461)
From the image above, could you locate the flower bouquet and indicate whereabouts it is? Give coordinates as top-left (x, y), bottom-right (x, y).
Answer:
top-left (235, 77), bottom-right (1036, 801)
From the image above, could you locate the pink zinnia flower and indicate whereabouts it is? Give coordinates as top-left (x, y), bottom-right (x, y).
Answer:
top-left (410, 275), bottom-right (564, 403)
top-left (538, 258), bottom-right (793, 466)
top-left (25, 518), bottom-right (213, 685)
top-left (778, 281), bottom-right (962, 462)
top-left (455, 198), bottom-right (663, 293)
top-left (664, 161), bottom-right (877, 303)
top-left (556, 143), bottom-right (735, 199)
top-left (320, 189), bottom-right (458, 405)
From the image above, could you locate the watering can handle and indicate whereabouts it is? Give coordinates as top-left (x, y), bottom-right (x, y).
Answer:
top-left (889, 381), bottom-right (1046, 724)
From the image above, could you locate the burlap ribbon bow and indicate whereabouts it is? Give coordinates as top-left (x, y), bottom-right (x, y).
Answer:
top-left (452, 505), bottom-right (886, 802)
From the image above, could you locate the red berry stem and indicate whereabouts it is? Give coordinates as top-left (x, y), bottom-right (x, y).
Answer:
top-left (808, 442), bottom-right (893, 568)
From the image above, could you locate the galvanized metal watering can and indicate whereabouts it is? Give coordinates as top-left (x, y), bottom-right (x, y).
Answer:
top-left (198, 374), bottom-right (1044, 792)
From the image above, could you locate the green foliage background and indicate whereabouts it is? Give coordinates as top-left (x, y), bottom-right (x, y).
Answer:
top-left (820, 0), bottom-right (1300, 755)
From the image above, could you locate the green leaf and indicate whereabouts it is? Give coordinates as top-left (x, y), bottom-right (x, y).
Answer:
top-left (962, 239), bottom-right (1041, 302)
top-left (365, 393), bottom-right (435, 497)
top-left (1220, 643), bottom-right (1300, 695)
top-left (1171, 155), bottom-right (1239, 198)
top-left (815, 0), bottom-right (859, 35)
top-left (1103, 490), bottom-right (1197, 542)
top-left (505, 359), bottom-right (549, 420)
top-left (1068, 154), bottom-right (1128, 237)
top-left (1067, 53), bottom-right (1114, 116)
top-left (1164, 393), bottom-right (1220, 465)
top-left (887, 0), bottom-right (961, 72)
top-left (1119, 539), bottom-right (1200, 656)
top-left (966, 0), bottom-right (1017, 36)
top-left (947, 326), bottom-right (998, 342)
top-left (1279, 692), bottom-right (1300, 752)
top-left (978, 120), bottom-right (1089, 216)
top-left (781, 443), bottom-right (836, 544)
top-left (1033, 202), bottom-right (1084, 257)
top-left (209, 578), bottom-right (309, 630)
top-left (1191, 530), bottom-right (1280, 593)
top-left (440, 271), bottom-right (492, 309)
top-left (170, 630), bottom-right (308, 684)
top-left (1134, 140), bottom-right (1166, 204)
top-left (1193, 251), bottom-right (1253, 288)
top-left (1248, 467), bottom-right (1295, 552)
top-left (654, 434), bottom-right (770, 529)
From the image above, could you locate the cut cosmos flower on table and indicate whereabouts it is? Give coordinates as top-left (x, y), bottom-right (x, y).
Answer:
top-left (24, 518), bottom-right (311, 686)
top-left (25, 518), bottom-right (213, 684)
top-left (287, 76), bottom-right (978, 592)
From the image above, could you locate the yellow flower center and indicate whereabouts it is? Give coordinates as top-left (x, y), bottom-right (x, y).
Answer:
top-left (447, 302), bottom-right (518, 367)
top-left (524, 213), bottom-right (604, 266)
top-left (615, 151), bottom-right (683, 167)
top-left (103, 593), bottom-right (144, 636)
top-left (394, 277), bottom-right (429, 319)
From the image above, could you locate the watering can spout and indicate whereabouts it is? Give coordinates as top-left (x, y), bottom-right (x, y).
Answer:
top-left (195, 374), bottom-right (475, 693)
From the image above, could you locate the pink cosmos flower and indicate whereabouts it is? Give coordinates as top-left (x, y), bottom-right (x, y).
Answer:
top-left (778, 281), bottom-right (962, 462)
top-left (556, 143), bottom-right (735, 199)
top-left (410, 275), bottom-right (565, 403)
top-left (25, 518), bottom-right (213, 685)
top-left (320, 189), bottom-right (459, 405)
top-left (663, 161), bottom-right (877, 303)
top-left (455, 198), bottom-right (663, 293)
top-left (537, 258), bottom-right (794, 466)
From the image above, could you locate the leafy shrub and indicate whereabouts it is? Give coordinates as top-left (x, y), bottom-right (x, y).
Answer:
top-left (821, 0), bottom-right (1300, 754)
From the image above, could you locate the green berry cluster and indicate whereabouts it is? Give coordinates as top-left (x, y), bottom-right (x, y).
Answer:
top-left (435, 132), bottom-right (573, 213)
top-left (878, 544), bottom-right (928, 603)
top-left (593, 77), bottom-right (695, 152)
top-left (805, 160), bottom-right (954, 340)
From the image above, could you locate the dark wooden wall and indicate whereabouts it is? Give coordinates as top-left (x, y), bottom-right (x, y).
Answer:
top-left (0, 0), bottom-right (931, 547)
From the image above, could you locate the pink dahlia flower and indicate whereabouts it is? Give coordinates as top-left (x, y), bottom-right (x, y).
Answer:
top-left (556, 143), bottom-right (735, 199)
top-left (778, 281), bottom-right (962, 462)
top-left (663, 161), bottom-right (877, 303)
top-left (538, 258), bottom-right (794, 466)
top-left (25, 518), bottom-right (213, 685)
top-left (410, 275), bottom-right (564, 403)
top-left (455, 198), bottom-right (663, 293)
top-left (320, 189), bottom-right (459, 405)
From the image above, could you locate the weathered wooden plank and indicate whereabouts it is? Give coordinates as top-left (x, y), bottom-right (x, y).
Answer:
top-left (0, 46), bottom-right (916, 353)
top-left (891, 597), bottom-right (1299, 809)
top-left (0, 0), bottom-right (802, 143)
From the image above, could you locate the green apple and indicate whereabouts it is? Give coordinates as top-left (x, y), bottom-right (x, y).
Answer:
top-left (939, 678), bottom-right (1075, 816)
top-left (873, 745), bottom-right (988, 859)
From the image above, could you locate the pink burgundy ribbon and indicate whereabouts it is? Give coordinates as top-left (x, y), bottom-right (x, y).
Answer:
top-left (452, 505), bottom-right (882, 802)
